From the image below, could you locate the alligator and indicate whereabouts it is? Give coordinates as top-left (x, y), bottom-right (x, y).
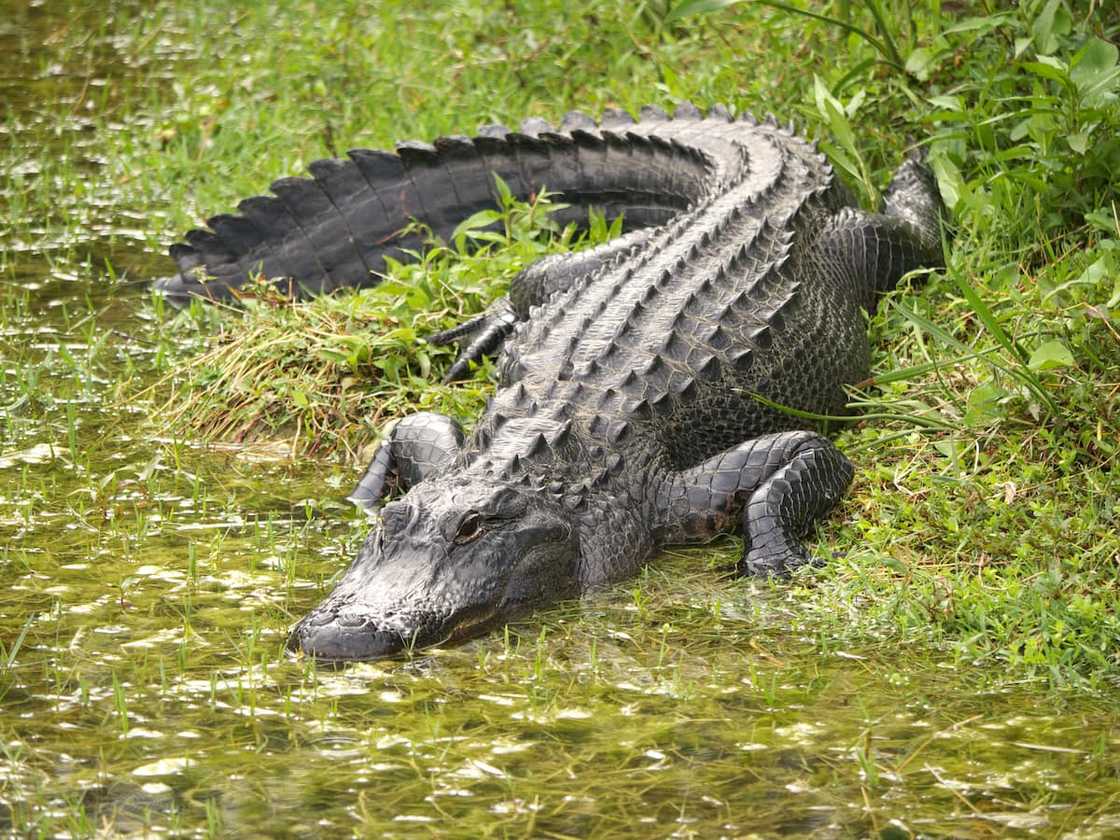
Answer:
top-left (161, 103), bottom-right (943, 661)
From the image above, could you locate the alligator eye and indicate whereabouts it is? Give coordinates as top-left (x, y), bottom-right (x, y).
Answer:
top-left (453, 513), bottom-right (484, 545)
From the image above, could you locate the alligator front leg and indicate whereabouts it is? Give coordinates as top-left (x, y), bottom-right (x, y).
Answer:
top-left (430, 228), bottom-right (654, 382)
top-left (348, 412), bottom-right (464, 512)
top-left (429, 298), bottom-right (519, 383)
top-left (656, 431), bottom-right (853, 576)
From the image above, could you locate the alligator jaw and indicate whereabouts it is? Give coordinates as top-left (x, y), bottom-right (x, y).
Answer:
top-left (287, 598), bottom-right (509, 662)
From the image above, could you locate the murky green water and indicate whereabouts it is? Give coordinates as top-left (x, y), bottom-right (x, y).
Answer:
top-left (2, 2), bottom-right (1119, 837)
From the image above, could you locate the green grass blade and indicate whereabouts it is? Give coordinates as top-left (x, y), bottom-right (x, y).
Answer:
top-left (888, 300), bottom-right (1061, 417)
top-left (4, 615), bottom-right (33, 671)
top-left (861, 0), bottom-right (905, 67)
top-left (741, 390), bottom-right (955, 429)
top-left (665, 0), bottom-right (905, 70)
top-left (869, 346), bottom-right (1005, 385)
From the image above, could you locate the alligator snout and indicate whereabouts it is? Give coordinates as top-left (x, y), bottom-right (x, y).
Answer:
top-left (287, 614), bottom-right (411, 661)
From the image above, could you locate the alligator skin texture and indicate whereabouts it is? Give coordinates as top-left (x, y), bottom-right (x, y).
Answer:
top-left (160, 102), bottom-right (944, 660)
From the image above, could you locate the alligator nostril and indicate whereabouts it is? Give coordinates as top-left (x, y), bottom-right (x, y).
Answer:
top-left (335, 613), bottom-right (368, 628)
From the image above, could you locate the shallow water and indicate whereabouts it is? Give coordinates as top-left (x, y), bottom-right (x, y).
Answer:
top-left (2, 1), bottom-right (1119, 837)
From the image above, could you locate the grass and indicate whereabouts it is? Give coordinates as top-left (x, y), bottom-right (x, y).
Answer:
top-left (2, 0), bottom-right (1120, 835)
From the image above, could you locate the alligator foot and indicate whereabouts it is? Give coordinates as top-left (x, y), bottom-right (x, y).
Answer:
top-left (349, 412), bottom-right (464, 512)
top-left (736, 435), bottom-right (854, 577)
top-left (656, 431), bottom-right (854, 577)
top-left (429, 298), bottom-right (519, 383)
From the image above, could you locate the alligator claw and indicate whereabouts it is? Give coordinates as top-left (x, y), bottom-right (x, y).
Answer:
top-left (430, 297), bottom-right (519, 382)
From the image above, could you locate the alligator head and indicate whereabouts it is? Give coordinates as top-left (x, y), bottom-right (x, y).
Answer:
top-left (287, 477), bottom-right (580, 661)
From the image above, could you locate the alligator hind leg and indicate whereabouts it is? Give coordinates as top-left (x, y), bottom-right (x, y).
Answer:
top-left (656, 431), bottom-right (853, 576)
top-left (823, 153), bottom-right (945, 310)
top-left (348, 412), bottom-right (464, 512)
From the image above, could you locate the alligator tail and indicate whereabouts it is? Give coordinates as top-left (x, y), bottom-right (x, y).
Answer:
top-left (157, 109), bottom-right (726, 303)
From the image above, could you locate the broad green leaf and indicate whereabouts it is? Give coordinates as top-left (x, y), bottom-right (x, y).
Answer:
top-left (933, 438), bottom-right (962, 461)
top-left (383, 326), bottom-right (417, 344)
top-left (1024, 58), bottom-right (1069, 85)
top-left (463, 231), bottom-right (509, 244)
top-left (290, 389), bottom-right (310, 409)
top-left (813, 76), bottom-right (855, 151)
top-left (927, 94), bottom-right (963, 112)
top-left (941, 13), bottom-right (1014, 36)
top-left (317, 348), bottom-right (349, 366)
top-left (822, 144), bottom-right (861, 188)
top-left (1108, 276), bottom-right (1120, 309)
top-left (1085, 209), bottom-right (1118, 234)
top-left (929, 154), bottom-right (963, 211)
top-left (492, 173), bottom-right (513, 206)
top-left (905, 47), bottom-right (936, 81)
top-left (1080, 254), bottom-right (1113, 289)
top-left (1031, 0), bottom-right (1070, 55)
top-left (965, 381), bottom-right (1008, 427)
top-left (844, 88), bottom-right (866, 119)
top-left (665, 0), bottom-right (739, 18)
top-left (451, 209), bottom-right (503, 242)
top-left (1028, 340), bottom-right (1075, 371)
top-left (659, 62), bottom-right (683, 98)
top-left (1071, 37), bottom-right (1119, 92)
top-left (879, 555), bottom-right (908, 573)
top-left (1080, 68), bottom-right (1120, 106)
top-left (1041, 254), bottom-right (1111, 302)
top-left (1067, 131), bottom-right (1090, 154)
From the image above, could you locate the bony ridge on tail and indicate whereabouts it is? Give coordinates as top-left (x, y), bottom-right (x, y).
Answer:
top-left (162, 103), bottom-right (944, 662)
